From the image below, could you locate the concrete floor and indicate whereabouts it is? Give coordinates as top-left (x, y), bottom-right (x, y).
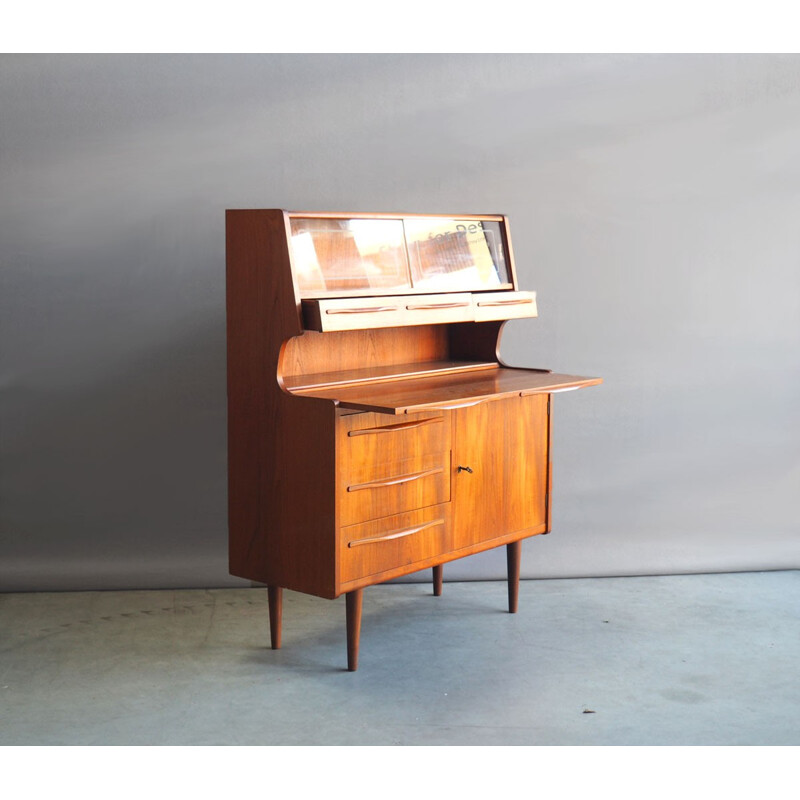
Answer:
top-left (1, 571), bottom-right (798, 745)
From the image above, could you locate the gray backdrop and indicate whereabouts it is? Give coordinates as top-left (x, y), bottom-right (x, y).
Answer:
top-left (2, 54), bottom-right (798, 592)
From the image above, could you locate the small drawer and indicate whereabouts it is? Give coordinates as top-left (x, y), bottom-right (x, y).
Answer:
top-left (472, 291), bottom-right (537, 322)
top-left (340, 506), bottom-right (451, 584)
top-left (303, 293), bottom-right (473, 332)
top-left (339, 452), bottom-right (450, 526)
top-left (338, 410), bottom-right (449, 464)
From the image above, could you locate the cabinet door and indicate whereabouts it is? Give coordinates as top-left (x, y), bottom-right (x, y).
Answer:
top-left (452, 394), bottom-right (549, 549)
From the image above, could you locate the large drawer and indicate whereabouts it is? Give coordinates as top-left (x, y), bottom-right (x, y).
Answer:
top-left (339, 452), bottom-right (451, 526)
top-left (337, 410), bottom-right (449, 464)
top-left (339, 506), bottom-right (451, 584)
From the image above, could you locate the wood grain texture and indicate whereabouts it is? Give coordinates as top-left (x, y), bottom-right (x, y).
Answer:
top-left (340, 456), bottom-right (450, 527)
top-left (226, 210), bottom-right (338, 599)
top-left (339, 507), bottom-right (451, 585)
top-left (452, 394), bottom-right (549, 550)
top-left (337, 409), bottom-right (452, 527)
top-left (291, 366), bottom-right (601, 415)
top-left (282, 360), bottom-right (494, 393)
top-left (504, 394), bottom-right (550, 536)
top-left (346, 415), bottom-right (444, 437)
top-left (337, 525), bottom-right (545, 594)
top-left (338, 410), bottom-right (449, 471)
top-left (279, 325), bottom-right (449, 382)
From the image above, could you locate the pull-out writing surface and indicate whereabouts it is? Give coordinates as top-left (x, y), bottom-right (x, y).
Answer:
top-left (281, 359), bottom-right (496, 393)
top-left (289, 366), bottom-right (601, 415)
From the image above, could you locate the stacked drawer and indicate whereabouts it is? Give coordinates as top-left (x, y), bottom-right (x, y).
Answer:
top-left (336, 410), bottom-right (452, 584)
top-left (303, 291), bottom-right (536, 332)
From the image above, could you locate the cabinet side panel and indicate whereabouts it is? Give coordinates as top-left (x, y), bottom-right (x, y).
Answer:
top-left (226, 211), bottom-right (274, 587)
top-left (226, 210), bottom-right (336, 598)
top-left (268, 395), bottom-right (337, 597)
top-left (448, 320), bottom-right (504, 363)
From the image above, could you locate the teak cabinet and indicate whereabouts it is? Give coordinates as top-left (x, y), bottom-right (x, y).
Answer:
top-left (225, 210), bottom-right (600, 670)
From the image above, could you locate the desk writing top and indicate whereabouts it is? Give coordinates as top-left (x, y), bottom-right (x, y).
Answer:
top-left (288, 366), bottom-right (601, 415)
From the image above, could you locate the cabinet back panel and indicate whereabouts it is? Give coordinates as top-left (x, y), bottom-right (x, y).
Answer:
top-left (279, 325), bottom-right (449, 380)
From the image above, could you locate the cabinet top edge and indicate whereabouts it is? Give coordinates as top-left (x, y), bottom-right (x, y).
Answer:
top-left (226, 210), bottom-right (507, 222)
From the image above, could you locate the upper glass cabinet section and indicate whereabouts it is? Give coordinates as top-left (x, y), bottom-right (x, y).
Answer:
top-left (289, 214), bottom-right (513, 297)
top-left (289, 218), bottom-right (409, 295)
top-left (404, 218), bottom-right (509, 292)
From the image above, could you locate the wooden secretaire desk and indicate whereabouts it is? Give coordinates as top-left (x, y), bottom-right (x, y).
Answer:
top-left (225, 210), bottom-right (600, 670)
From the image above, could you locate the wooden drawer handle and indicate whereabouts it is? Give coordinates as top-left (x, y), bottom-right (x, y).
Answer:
top-left (519, 386), bottom-right (580, 397)
top-left (405, 301), bottom-right (471, 310)
top-left (326, 306), bottom-right (398, 315)
top-left (424, 398), bottom-right (486, 411)
top-left (348, 417), bottom-right (442, 437)
top-left (347, 518), bottom-right (445, 548)
top-left (347, 467), bottom-right (444, 493)
top-left (477, 298), bottom-right (534, 307)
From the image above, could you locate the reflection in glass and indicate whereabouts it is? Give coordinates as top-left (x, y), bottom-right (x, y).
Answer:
top-left (290, 218), bottom-right (410, 295)
top-left (404, 218), bottom-right (510, 291)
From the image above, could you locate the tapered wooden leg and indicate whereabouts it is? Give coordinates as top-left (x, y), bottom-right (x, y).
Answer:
top-left (507, 541), bottom-right (521, 614)
top-left (346, 589), bottom-right (363, 672)
top-left (267, 585), bottom-right (283, 649)
top-left (432, 564), bottom-right (443, 596)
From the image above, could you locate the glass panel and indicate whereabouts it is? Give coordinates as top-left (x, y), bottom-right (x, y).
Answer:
top-left (290, 218), bottom-right (411, 295)
top-left (404, 218), bottom-right (510, 291)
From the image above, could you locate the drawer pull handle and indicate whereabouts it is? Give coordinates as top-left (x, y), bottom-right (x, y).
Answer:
top-left (348, 518), bottom-right (445, 548)
top-left (347, 467), bottom-right (444, 493)
top-left (519, 386), bottom-right (581, 397)
top-left (476, 298), bottom-right (534, 307)
top-left (326, 306), bottom-right (398, 315)
top-left (424, 398), bottom-right (486, 411)
top-left (348, 417), bottom-right (442, 437)
top-left (405, 301), bottom-right (471, 310)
